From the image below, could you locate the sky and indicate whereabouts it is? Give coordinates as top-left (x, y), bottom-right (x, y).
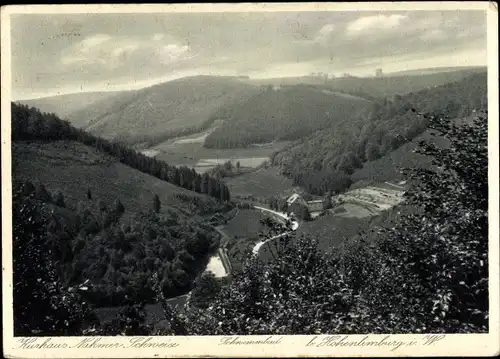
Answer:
top-left (10, 10), bottom-right (487, 100)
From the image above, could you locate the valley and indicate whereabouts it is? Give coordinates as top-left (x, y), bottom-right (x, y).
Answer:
top-left (139, 122), bottom-right (289, 174)
top-left (11, 65), bottom-right (490, 336)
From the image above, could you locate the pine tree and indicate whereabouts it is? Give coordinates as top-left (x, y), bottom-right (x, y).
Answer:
top-left (113, 198), bottom-right (125, 216)
top-left (34, 183), bottom-right (52, 202)
top-left (54, 191), bottom-right (66, 207)
top-left (153, 194), bottom-right (161, 213)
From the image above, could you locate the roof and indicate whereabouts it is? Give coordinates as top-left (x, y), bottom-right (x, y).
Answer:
top-left (286, 193), bottom-right (302, 204)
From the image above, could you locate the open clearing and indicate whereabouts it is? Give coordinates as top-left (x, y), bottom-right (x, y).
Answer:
top-left (194, 157), bottom-right (270, 174)
top-left (12, 141), bottom-right (217, 221)
top-left (145, 136), bottom-right (288, 171)
top-left (226, 166), bottom-right (297, 198)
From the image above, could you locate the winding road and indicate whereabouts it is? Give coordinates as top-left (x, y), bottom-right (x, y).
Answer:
top-left (251, 206), bottom-right (299, 255)
top-left (204, 205), bottom-right (299, 277)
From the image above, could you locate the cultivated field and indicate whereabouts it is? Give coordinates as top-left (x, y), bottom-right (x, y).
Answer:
top-left (332, 183), bottom-right (405, 218)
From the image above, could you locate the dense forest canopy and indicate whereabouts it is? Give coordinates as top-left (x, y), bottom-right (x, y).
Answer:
top-left (203, 85), bottom-right (371, 148)
top-left (61, 76), bottom-right (259, 147)
top-left (273, 72), bottom-right (487, 195)
top-left (13, 174), bottom-right (222, 309)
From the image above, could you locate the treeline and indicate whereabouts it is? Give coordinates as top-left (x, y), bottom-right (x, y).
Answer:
top-left (203, 85), bottom-right (370, 149)
top-left (273, 72), bottom-right (488, 195)
top-left (11, 103), bottom-right (231, 201)
top-left (13, 180), bottom-right (220, 316)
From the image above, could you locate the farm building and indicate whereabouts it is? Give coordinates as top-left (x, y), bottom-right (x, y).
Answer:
top-left (306, 199), bottom-right (325, 213)
top-left (286, 193), bottom-right (307, 207)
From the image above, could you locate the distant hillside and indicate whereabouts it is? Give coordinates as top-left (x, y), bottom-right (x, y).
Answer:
top-left (384, 66), bottom-right (486, 77)
top-left (349, 114), bottom-right (478, 187)
top-left (66, 76), bottom-right (259, 146)
top-left (18, 91), bottom-right (120, 120)
top-left (245, 67), bottom-right (486, 98)
top-left (272, 72), bottom-right (487, 195)
top-left (203, 84), bottom-right (372, 148)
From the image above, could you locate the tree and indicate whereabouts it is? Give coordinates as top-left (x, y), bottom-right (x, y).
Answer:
top-left (21, 181), bottom-right (36, 197)
top-left (34, 183), bottom-right (52, 202)
top-left (184, 235), bottom-right (354, 335)
top-left (153, 194), bottom-right (161, 213)
top-left (98, 200), bottom-right (107, 212)
top-left (189, 272), bottom-right (222, 309)
top-left (357, 112), bottom-right (488, 333)
top-left (113, 198), bottom-right (125, 216)
top-left (13, 187), bottom-right (97, 336)
top-left (54, 191), bottom-right (66, 207)
top-left (223, 161), bottom-right (233, 172)
top-left (323, 191), bottom-right (333, 210)
top-left (365, 142), bottom-right (380, 161)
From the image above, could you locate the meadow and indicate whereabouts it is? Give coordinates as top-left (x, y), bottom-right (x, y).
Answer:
top-left (226, 166), bottom-right (297, 198)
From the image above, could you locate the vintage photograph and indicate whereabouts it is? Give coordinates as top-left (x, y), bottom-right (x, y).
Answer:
top-left (2, 3), bottom-right (496, 354)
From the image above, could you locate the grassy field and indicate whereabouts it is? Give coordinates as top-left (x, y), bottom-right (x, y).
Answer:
top-left (220, 209), bottom-right (271, 239)
top-left (148, 140), bottom-right (288, 169)
top-left (226, 166), bottom-right (298, 198)
top-left (12, 141), bottom-right (222, 221)
top-left (216, 208), bottom-right (277, 272)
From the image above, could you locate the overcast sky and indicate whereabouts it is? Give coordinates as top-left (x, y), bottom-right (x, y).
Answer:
top-left (11, 10), bottom-right (487, 100)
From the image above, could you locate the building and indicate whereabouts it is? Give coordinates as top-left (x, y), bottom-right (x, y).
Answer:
top-left (306, 199), bottom-right (325, 213)
top-left (286, 193), bottom-right (307, 207)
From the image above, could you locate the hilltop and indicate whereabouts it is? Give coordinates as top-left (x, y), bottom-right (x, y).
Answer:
top-left (18, 91), bottom-right (120, 121)
top-left (244, 66), bottom-right (486, 98)
top-left (63, 76), bottom-right (259, 146)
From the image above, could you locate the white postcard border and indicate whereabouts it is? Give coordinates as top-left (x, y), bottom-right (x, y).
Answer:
top-left (2, 2), bottom-right (499, 358)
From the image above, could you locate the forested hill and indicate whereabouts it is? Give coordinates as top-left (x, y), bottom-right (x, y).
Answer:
top-left (63, 76), bottom-right (259, 146)
top-left (11, 102), bottom-right (235, 313)
top-left (272, 72), bottom-right (487, 195)
top-left (11, 103), bottom-right (231, 201)
top-left (18, 91), bottom-right (120, 121)
top-left (203, 84), bottom-right (372, 148)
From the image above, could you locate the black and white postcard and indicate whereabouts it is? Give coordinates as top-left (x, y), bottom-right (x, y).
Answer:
top-left (2, 2), bottom-right (499, 358)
